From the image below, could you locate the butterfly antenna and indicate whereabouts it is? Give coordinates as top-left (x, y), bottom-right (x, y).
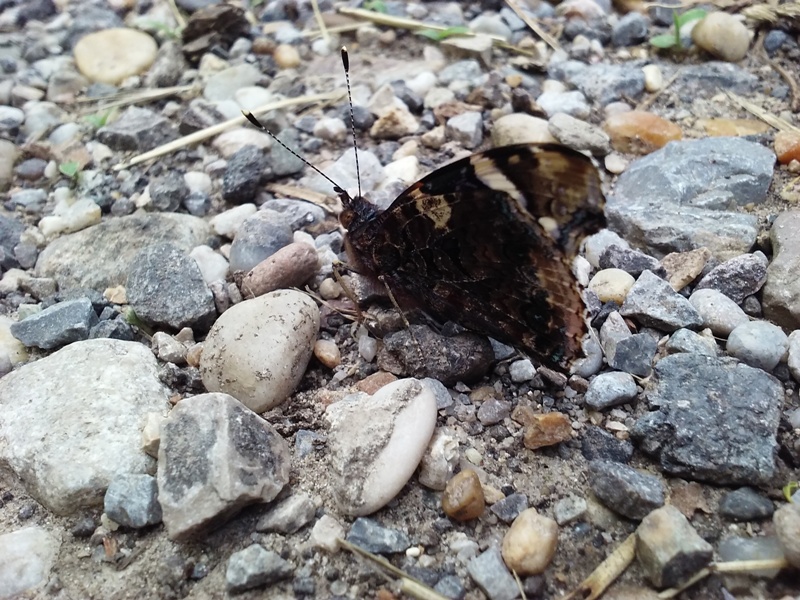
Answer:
top-left (241, 110), bottom-right (346, 197)
top-left (340, 46), bottom-right (362, 200)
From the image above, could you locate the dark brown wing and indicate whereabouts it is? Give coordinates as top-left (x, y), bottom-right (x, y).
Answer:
top-left (345, 143), bottom-right (606, 369)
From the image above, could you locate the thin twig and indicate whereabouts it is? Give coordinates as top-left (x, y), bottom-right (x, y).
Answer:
top-left (114, 91), bottom-right (343, 170)
top-left (76, 84), bottom-right (197, 114)
top-left (505, 0), bottom-right (562, 53)
top-left (758, 31), bottom-right (800, 112)
top-left (658, 557), bottom-right (791, 599)
top-left (636, 68), bottom-right (682, 111)
top-left (309, 0), bottom-right (331, 47)
top-left (560, 533), bottom-right (637, 600)
top-left (725, 90), bottom-right (800, 133)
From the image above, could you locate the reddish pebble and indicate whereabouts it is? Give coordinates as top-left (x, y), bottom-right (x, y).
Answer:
top-left (774, 130), bottom-right (800, 165)
top-left (240, 242), bottom-right (319, 298)
top-left (522, 412), bottom-right (573, 450)
top-left (442, 469), bottom-right (485, 521)
top-left (603, 111), bottom-right (682, 154)
top-left (355, 371), bottom-right (397, 395)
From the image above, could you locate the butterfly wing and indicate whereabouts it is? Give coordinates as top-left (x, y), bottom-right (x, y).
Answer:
top-left (346, 143), bottom-right (606, 369)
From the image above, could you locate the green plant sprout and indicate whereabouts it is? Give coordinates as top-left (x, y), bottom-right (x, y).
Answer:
top-left (416, 25), bottom-right (471, 42)
top-left (650, 8), bottom-right (707, 50)
top-left (83, 109), bottom-right (113, 129)
top-left (362, 0), bottom-right (388, 13)
top-left (58, 161), bottom-right (81, 180)
top-left (783, 481), bottom-right (799, 503)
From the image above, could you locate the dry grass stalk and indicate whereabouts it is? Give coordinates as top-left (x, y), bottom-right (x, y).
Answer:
top-left (560, 533), bottom-right (637, 600)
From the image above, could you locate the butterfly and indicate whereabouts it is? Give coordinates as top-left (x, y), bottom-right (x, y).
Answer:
top-left (337, 143), bottom-right (606, 370)
top-left (244, 49), bottom-right (606, 371)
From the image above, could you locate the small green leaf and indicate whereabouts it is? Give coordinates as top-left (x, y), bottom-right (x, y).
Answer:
top-left (59, 161), bottom-right (80, 179)
top-left (416, 26), bottom-right (470, 41)
top-left (649, 34), bottom-right (678, 49)
top-left (84, 109), bottom-right (112, 129)
top-left (675, 7), bottom-right (708, 28)
top-left (784, 481), bottom-right (799, 503)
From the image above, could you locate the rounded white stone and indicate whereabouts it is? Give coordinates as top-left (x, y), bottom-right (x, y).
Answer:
top-left (200, 290), bottom-right (320, 412)
top-left (688, 288), bottom-right (749, 337)
top-left (189, 244), bottom-right (229, 284)
top-left (74, 28), bottom-right (157, 85)
top-left (209, 203), bottom-right (257, 238)
top-left (589, 268), bottom-right (636, 304)
top-left (326, 378), bottom-right (438, 516)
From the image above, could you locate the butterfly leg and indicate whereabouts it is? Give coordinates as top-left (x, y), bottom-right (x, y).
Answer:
top-left (377, 275), bottom-right (424, 367)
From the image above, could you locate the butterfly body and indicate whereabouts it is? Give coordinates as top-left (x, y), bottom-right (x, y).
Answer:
top-left (339, 143), bottom-right (606, 370)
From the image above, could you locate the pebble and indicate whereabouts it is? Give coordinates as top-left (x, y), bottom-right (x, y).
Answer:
top-left (225, 544), bottom-right (292, 593)
top-left (345, 517), bottom-right (410, 554)
top-left (659, 247), bottom-right (712, 292)
top-left (310, 514), bottom-right (345, 552)
top-left (200, 290), bottom-right (319, 412)
top-left (603, 111), bottom-right (682, 154)
top-left (599, 245), bottom-right (661, 278)
top-left (718, 487), bottom-right (774, 521)
top-left (104, 474), bottom-right (162, 528)
top-left (641, 64), bottom-right (663, 92)
top-left (273, 43), bottom-right (300, 69)
top-left (691, 12), bottom-right (751, 62)
top-left (370, 105), bottom-right (418, 139)
top-left (209, 203), bottom-right (257, 238)
top-left (445, 111), bottom-right (483, 150)
top-left (665, 328), bottom-right (718, 357)
top-left (240, 242), bottom-right (319, 298)
top-left (636, 506), bottom-right (713, 588)
top-left (442, 469), bottom-right (485, 521)
top-left (491, 113), bottom-right (556, 145)
top-left (725, 320), bottom-right (788, 372)
top-left (158, 393), bottom-right (290, 540)
top-left (588, 268), bottom-right (635, 303)
top-left (152, 332), bottom-right (187, 365)
top-left (0, 339), bottom-right (170, 514)
top-left (326, 379), bottom-right (437, 516)
top-left (688, 288), bottom-right (749, 337)
top-left (313, 338), bottom-right (341, 369)
top-left (229, 209), bottom-right (293, 273)
top-left (501, 508), bottom-right (559, 576)
top-left (553, 495), bottom-right (588, 525)
top-left (774, 130), bottom-right (800, 165)
top-left (418, 429), bottom-right (459, 491)
top-left (256, 493), bottom-right (317, 534)
top-left (763, 211), bottom-right (800, 330)
top-left (222, 145), bottom-right (267, 205)
top-left (620, 270), bottom-right (703, 331)
top-left (10, 297), bottom-right (97, 349)
top-left (773, 501), bottom-right (800, 569)
top-left (548, 112), bottom-right (611, 156)
top-left (519, 410), bottom-right (573, 450)
top-left (509, 358), bottom-right (536, 382)
top-left (73, 28), bottom-right (157, 84)
top-left (581, 425), bottom-right (634, 463)
top-left (0, 526), bottom-right (61, 598)
top-left (588, 460), bottom-right (665, 519)
top-left (717, 536), bottom-right (785, 578)
top-left (789, 330), bottom-right (800, 383)
top-left (698, 117), bottom-right (771, 137)
top-left (313, 116), bottom-right (347, 142)
top-left (694, 252), bottom-right (768, 303)
top-left (126, 242), bottom-right (216, 332)
top-left (467, 546), bottom-right (519, 600)
top-left (189, 245), bottom-right (229, 284)
top-left (490, 493), bottom-right (528, 524)
top-left (585, 371), bottom-right (637, 410)
top-left (536, 90), bottom-right (590, 119)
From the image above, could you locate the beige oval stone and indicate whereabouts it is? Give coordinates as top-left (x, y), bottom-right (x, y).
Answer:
top-left (74, 28), bottom-right (158, 85)
top-left (491, 113), bottom-right (556, 146)
top-left (501, 508), bottom-right (559, 575)
top-left (589, 268), bottom-right (636, 304)
top-left (314, 339), bottom-right (341, 369)
top-left (604, 111), bottom-right (682, 154)
top-left (273, 44), bottom-right (301, 69)
top-left (698, 118), bottom-right (770, 137)
top-left (691, 12), bottom-right (751, 62)
top-left (200, 290), bottom-right (320, 412)
top-left (642, 64), bottom-right (663, 93)
top-left (442, 469), bottom-right (485, 521)
top-left (240, 242), bottom-right (320, 299)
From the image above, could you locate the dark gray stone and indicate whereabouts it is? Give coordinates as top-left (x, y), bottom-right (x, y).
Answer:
top-left (89, 318), bottom-right (135, 341)
top-left (435, 574), bottom-right (466, 600)
top-left (477, 398), bottom-right (512, 426)
top-left (346, 517), bottom-right (410, 554)
top-left (607, 138), bottom-right (773, 258)
top-left (467, 546), bottom-right (519, 600)
top-left (489, 493), bottom-right (528, 524)
top-left (764, 30), bottom-right (793, 56)
top-left (599, 244), bottom-right (662, 277)
top-left (149, 171), bottom-right (189, 212)
top-left (294, 429), bottom-right (325, 459)
top-left (719, 487), bottom-right (774, 521)
top-left (673, 63), bottom-right (759, 99)
top-left (126, 242), bottom-right (216, 332)
top-left (10, 298), bottom-right (98, 349)
top-left (97, 106), bottom-right (177, 152)
top-left (612, 12), bottom-right (649, 47)
top-left (570, 63), bottom-right (646, 106)
top-left (665, 328), bottom-right (718, 357)
top-left (694, 253), bottom-right (768, 303)
top-left (620, 270), bottom-right (703, 332)
top-left (222, 145), bottom-right (267, 204)
top-left (581, 426), bottom-right (634, 463)
top-left (104, 474), bottom-right (162, 528)
top-left (378, 324), bottom-right (494, 386)
top-left (608, 333), bottom-right (657, 377)
top-left (256, 493), bottom-right (316, 534)
top-left (228, 209), bottom-right (293, 273)
top-left (225, 544), bottom-right (292, 593)
top-left (632, 353), bottom-right (784, 485)
top-left (143, 40), bottom-right (187, 88)
top-left (588, 460), bottom-right (666, 519)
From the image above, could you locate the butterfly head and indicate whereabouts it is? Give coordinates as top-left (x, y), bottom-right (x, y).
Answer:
top-left (337, 188), bottom-right (378, 232)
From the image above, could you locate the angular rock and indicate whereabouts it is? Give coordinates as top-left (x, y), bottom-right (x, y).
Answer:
top-left (256, 493), bottom-right (317, 534)
top-left (157, 392), bottom-right (290, 540)
top-left (620, 270), bottom-right (703, 331)
top-left (585, 371), bottom-right (638, 410)
top-left (0, 526), bottom-right (61, 598)
top-left (97, 106), bottom-right (177, 151)
top-left (10, 297), bottom-right (98, 349)
top-left (225, 544), bottom-right (292, 593)
top-left (588, 460), bottom-right (666, 519)
top-left (608, 332), bottom-right (657, 377)
top-left (694, 252), bottom-right (768, 303)
top-left (665, 328), bottom-right (718, 357)
top-left (126, 242), bottom-right (216, 332)
top-left (718, 487), bottom-right (774, 521)
top-left (0, 339), bottom-right (170, 514)
top-left (104, 473), bottom-right (162, 528)
top-left (636, 505), bottom-right (713, 588)
top-left (467, 546), bottom-right (519, 600)
top-left (763, 211), bottom-right (800, 330)
top-left (346, 517), bottom-right (410, 554)
top-left (632, 353), bottom-right (783, 484)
